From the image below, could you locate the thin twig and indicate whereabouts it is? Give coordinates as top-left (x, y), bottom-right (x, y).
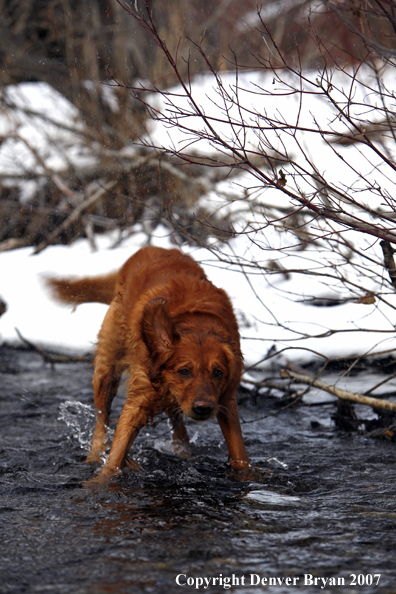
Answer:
top-left (33, 180), bottom-right (117, 255)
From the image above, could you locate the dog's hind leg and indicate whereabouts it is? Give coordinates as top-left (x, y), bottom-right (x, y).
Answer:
top-left (87, 365), bottom-right (121, 462)
top-left (87, 304), bottom-right (124, 462)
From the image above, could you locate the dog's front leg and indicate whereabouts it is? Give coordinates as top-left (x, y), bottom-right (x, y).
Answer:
top-left (168, 410), bottom-right (191, 458)
top-left (92, 371), bottom-right (157, 482)
top-left (91, 399), bottom-right (146, 482)
top-left (217, 396), bottom-right (269, 483)
top-left (217, 395), bottom-right (251, 472)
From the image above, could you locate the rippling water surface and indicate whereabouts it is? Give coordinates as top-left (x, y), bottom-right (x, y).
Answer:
top-left (1, 347), bottom-right (396, 593)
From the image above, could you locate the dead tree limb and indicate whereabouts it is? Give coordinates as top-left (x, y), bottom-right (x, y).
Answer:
top-left (281, 369), bottom-right (396, 412)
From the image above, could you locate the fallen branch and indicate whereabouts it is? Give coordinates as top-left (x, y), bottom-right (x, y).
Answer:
top-left (0, 238), bottom-right (29, 253)
top-left (15, 328), bottom-right (92, 367)
top-left (281, 369), bottom-right (396, 412)
top-left (242, 376), bottom-right (302, 396)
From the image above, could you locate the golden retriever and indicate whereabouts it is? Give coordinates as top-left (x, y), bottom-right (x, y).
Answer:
top-left (48, 246), bottom-right (251, 481)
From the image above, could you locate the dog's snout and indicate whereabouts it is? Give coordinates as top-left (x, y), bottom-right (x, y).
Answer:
top-left (192, 399), bottom-right (214, 418)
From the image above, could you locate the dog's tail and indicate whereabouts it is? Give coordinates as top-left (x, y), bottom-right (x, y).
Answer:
top-left (46, 272), bottom-right (118, 307)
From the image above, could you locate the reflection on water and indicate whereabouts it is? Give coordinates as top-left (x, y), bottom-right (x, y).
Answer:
top-left (245, 490), bottom-right (302, 505)
top-left (1, 347), bottom-right (396, 594)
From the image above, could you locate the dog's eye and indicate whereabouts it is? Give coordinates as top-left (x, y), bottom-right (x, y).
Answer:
top-left (178, 367), bottom-right (191, 377)
top-left (212, 368), bottom-right (223, 379)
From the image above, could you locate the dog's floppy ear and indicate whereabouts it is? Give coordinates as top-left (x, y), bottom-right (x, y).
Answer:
top-left (141, 298), bottom-right (177, 359)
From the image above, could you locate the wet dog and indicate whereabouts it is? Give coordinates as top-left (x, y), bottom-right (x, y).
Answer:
top-left (48, 246), bottom-right (250, 481)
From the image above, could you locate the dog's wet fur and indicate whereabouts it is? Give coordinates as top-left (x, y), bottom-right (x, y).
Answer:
top-left (48, 247), bottom-right (251, 481)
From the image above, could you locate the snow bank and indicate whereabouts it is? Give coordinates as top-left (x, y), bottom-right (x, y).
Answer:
top-left (1, 71), bottom-right (396, 368)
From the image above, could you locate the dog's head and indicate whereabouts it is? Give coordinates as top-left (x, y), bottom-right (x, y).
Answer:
top-left (141, 298), bottom-right (242, 421)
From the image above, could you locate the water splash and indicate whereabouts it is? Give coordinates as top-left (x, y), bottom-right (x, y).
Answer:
top-left (266, 456), bottom-right (289, 469)
top-left (58, 400), bottom-right (97, 451)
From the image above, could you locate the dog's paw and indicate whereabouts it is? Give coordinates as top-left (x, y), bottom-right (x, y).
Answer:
top-left (124, 456), bottom-right (143, 472)
top-left (85, 450), bottom-right (103, 463)
top-left (83, 456), bottom-right (142, 487)
top-left (83, 465), bottom-right (121, 486)
top-left (229, 459), bottom-right (272, 482)
top-left (173, 440), bottom-right (191, 458)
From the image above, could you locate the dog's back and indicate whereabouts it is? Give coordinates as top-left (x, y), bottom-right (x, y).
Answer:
top-left (47, 247), bottom-right (207, 309)
top-left (116, 246), bottom-right (209, 311)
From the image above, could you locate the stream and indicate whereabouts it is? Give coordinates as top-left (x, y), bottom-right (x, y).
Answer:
top-left (1, 346), bottom-right (396, 594)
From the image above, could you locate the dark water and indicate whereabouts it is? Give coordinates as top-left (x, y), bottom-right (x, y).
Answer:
top-left (1, 346), bottom-right (396, 594)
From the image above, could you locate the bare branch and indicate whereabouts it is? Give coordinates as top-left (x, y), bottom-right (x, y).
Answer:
top-left (281, 368), bottom-right (396, 412)
top-left (33, 180), bottom-right (117, 255)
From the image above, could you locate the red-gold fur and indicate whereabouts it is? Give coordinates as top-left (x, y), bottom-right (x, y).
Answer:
top-left (48, 246), bottom-right (250, 481)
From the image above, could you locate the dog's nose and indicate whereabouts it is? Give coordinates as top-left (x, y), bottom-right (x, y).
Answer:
top-left (192, 399), bottom-right (214, 418)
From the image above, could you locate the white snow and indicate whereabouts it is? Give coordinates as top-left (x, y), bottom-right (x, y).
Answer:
top-left (1, 72), bottom-right (396, 369)
top-left (1, 224), bottom-right (395, 368)
top-left (0, 82), bottom-right (95, 177)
